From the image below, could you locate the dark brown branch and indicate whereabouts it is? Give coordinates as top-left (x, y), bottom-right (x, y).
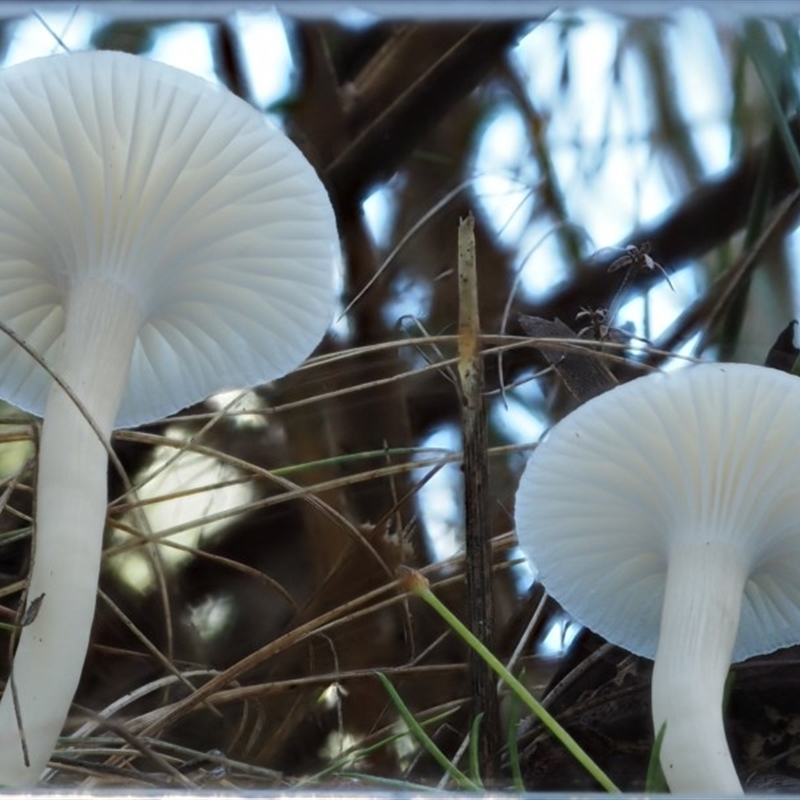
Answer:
top-left (324, 22), bottom-right (528, 202)
top-left (457, 213), bottom-right (501, 775)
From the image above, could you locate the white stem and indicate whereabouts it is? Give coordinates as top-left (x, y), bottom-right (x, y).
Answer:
top-left (651, 542), bottom-right (746, 794)
top-left (0, 280), bottom-right (141, 785)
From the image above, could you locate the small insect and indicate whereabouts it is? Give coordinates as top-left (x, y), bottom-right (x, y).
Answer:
top-left (575, 306), bottom-right (634, 346)
top-left (609, 241), bottom-right (655, 273)
top-left (606, 241), bottom-right (673, 325)
top-left (0, 594), bottom-right (45, 634)
top-left (20, 594), bottom-right (45, 627)
top-left (575, 306), bottom-right (611, 341)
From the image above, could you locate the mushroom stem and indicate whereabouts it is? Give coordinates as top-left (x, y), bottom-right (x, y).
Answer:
top-left (0, 280), bottom-right (140, 785)
top-left (651, 542), bottom-right (746, 794)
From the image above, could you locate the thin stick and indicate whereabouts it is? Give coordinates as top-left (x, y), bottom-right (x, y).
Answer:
top-left (457, 212), bottom-right (501, 776)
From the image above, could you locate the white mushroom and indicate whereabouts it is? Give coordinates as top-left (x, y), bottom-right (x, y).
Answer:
top-left (514, 362), bottom-right (800, 794)
top-left (0, 50), bottom-right (339, 785)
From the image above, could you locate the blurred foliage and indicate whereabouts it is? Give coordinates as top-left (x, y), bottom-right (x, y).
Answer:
top-left (1, 5), bottom-right (800, 792)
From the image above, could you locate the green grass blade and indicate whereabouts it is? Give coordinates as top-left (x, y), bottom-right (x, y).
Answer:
top-left (507, 681), bottom-right (525, 791)
top-left (404, 570), bottom-right (620, 793)
top-left (645, 722), bottom-right (668, 792)
top-left (374, 671), bottom-right (481, 791)
top-left (468, 713), bottom-right (485, 788)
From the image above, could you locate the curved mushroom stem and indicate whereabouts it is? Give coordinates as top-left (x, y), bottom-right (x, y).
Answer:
top-left (0, 281), bottom-right (140, 785)
top-left (651, 542), bottom-right (746, 794)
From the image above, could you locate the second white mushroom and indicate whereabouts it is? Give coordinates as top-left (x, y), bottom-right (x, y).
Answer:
top-left (515, 362), bottom-right (800, 793)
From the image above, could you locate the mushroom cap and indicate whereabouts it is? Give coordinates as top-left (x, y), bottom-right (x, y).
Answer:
top-left (0, 50), bottom-right (339, 428)
top-left (515, 362), bottom-right (800, 663)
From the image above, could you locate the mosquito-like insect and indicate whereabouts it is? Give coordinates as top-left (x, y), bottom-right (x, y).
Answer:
top-left (575, 306), bottom-right (611, 341)
top-left (0, 594), bottom-right (44, 634)
top-left (606, 241), bottom-right (673, 326)
top-left (575, 306), bottom-right (635, 346)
